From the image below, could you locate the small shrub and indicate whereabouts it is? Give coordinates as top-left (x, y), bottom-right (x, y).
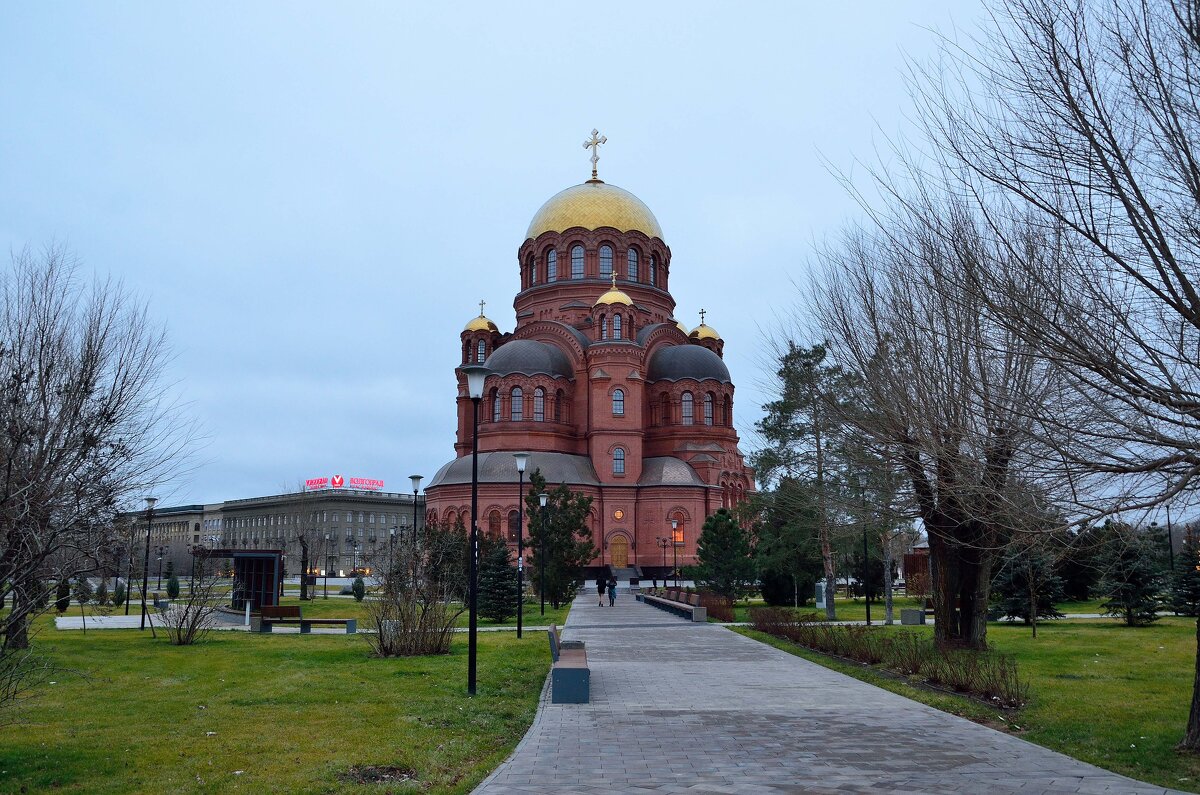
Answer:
top-left (352, 576), bottom-right (366, 602)
top-left (697, 590), bottom-right (734, 622)
top-left (112, 581), bottom-right (127, 608)
top-left (166, 574), bottom-right (180, 599)
top-left (94, 580), bottom-right (109, 606)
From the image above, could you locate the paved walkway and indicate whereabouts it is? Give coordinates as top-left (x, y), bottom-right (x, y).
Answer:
top-left (474, 591), bottom-right (1182, 794)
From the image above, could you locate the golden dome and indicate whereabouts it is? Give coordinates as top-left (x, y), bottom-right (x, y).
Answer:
top-left (674, 319), bottom-right (689, 334)
top-left (526, 180), bottom-right (663, 240)
top-left (594, 273), bottom-right (633, 307)
top-left (464, 313), bottom-right (498, 333)
top-left (690, 322), bottom-right (721, 341)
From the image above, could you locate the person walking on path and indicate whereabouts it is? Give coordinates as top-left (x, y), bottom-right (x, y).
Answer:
top-left (607, 576), bottom-right (617, 606)
top-left (596, 575), bottom-right (605, 607)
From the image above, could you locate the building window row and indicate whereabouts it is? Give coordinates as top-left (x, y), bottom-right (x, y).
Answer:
top-left (524, 245), bottom-right (662, 288)
top-left (489, 387), bottom-right (570, 424)
top-left (652, 391), bottom-right (733, 427)
top-left (598, 313), bottom-right (631, 341)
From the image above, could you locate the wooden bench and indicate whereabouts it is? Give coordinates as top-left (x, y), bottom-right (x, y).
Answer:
top-left (637, 590), bottom-right (707, 622)
top-left (547, 624), bottom-right (589, 704)
top-left (253, 605), bottom-right (357, 634)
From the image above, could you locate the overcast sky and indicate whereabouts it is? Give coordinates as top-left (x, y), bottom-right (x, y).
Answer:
top-left (0, 2), bottom-right (983, 507)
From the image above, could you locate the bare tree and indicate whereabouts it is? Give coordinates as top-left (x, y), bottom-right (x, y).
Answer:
top-left (916, 0), bottom-right (1200, 746)
top-left (161, 554), bottom-right (228, 646)
top-left (0, 246), bottom-right (192, 706)
top-left (812, 202), bottom-right (1065, 649)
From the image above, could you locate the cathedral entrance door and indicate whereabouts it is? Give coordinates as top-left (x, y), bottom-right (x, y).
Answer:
top-left (610, 536), bottom-right (629, 569)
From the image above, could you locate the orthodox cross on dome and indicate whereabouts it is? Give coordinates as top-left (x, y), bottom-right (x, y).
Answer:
top-left (583, 128), bottom-right (607, 180)
top-left (478, 299), bottom-right (486, 317)
top-left (698, 308), bottom-right (707, 325)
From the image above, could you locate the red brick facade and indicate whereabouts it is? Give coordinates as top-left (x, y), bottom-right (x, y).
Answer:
top-left (425, 178), bottom-right (754, 576)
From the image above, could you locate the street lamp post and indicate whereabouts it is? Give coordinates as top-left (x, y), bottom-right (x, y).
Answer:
top-left (862, 523), bottom-right (872, 626)
top-left (513, 452), bottom-right (530, 639)
top-left (463, 363), bottom-right (489, 696)
top-left (410, 474), bottom-right (423, 590)
top-left (323, 533), bottom-right (330, 598)
top-left (156, 546), bottom-right (165, 590)
top-left (124, 526), bottom-right (136, 615)
top-left (538, 492), bottom-right (549, 615)
top-left (671, 519), bottom-right (680, 588)
top-left (388, 526), bottom-right (396, 582)
top-left (140, 497), bottom-right (157, 630)
top-left (656, 536), bottom-right (669, 587)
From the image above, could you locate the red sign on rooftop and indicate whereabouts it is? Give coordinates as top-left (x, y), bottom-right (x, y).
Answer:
top-left (305, 474), bottom-right (384, 492)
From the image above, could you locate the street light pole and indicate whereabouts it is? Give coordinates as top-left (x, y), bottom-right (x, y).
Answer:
top-left (410, 474), bottom-right (423, 590)
top-left (863, 523), bottom-right (872, 626)
top-left (156, 546), bottom-right (164, 590)
top-left (538, 492), bottom-right (549, 615)
top-left (463, 364), bottom-right (489, 697)
top-left (656, 536), bottom-right (669, 586)
top-left (323, 533), bottom-right (330, 598)
top-left (671, 519), bottom-right (680, 588)
top-left (513, 453), bottom-right (529, 639)
top-left (140, 497), bottom-right (157, 630)
top-left (124, 526), bottom-right (135, 615)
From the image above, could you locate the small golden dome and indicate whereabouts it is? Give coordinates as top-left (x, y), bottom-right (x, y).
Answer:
top-left (464, 313), bottom-right (498, 333)
top-left (594, 273), bottom-right (633, 307)
top-left (673, 319), bottom-right (688, 334)
top-left (690, 323), bottom-right (721, 341)
top-left (527, 180), bottom-right (663, 240)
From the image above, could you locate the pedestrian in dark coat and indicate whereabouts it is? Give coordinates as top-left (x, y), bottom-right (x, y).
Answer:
top-left (596, 575), bottom-right (605, 607)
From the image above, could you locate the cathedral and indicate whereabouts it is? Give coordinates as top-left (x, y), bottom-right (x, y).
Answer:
top-left (424, 134), bottom-right (755, 579)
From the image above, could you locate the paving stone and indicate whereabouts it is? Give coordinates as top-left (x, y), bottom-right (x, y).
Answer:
top-left (472, 593), bottom-right (1182, 794)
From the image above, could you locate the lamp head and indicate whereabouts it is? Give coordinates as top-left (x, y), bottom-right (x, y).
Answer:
top-left (409, 474), bottom-right (423, 493)
top-left (389, 527), bottom-right (395, 537)
top-left (513, 452), bottom-right (530, 474)
top-left (144, 496), bottom-right (158, 510)
top-left (538, 492), bottom-right (549, 508)
top-left (461, 364), bottom-right (490, 399)
top-left (671, 518), bottom-right (678, 530)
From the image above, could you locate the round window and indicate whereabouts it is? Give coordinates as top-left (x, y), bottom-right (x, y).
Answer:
top-left (613, 509), bottom-right (625, 521)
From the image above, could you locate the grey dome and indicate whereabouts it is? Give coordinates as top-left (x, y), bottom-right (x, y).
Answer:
top-left (427, 451), bottom-right (599, 488)
top-left (638, 457), bottom-right (705, 487)
top-left (646, 344), bottom-right (731, 384)
top-left (485, 340), bottom-right (574, 379)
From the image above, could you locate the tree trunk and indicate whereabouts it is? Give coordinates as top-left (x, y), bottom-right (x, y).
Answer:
top-left (299, 540), bottom-right (310, 601)
top-left (4, 585), bottom-right (30, 650)
top-left (813, 405), bottom-right (836, 620)
top-left (1028, 563), bottom-right (1038, 639)
top-left (1180, 616), bottom-right (1200, 751)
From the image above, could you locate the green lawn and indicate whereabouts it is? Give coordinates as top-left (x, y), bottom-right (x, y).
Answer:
top-left (737, 616), bottom-right (1200, 792)
top-left (1, 613), bottom-right (554, 794)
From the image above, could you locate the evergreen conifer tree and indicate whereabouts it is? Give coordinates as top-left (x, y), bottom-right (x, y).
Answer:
top-left (688, 508), bottom-right (755, 600)
top-left (478, 536), bottom-right (519, 622)
top-left (72, 577), bottom-right (93, 606)
top-left (54, 577), bottom-right (71, 613)
top-left (166, 574), bottom-right (180, 599)
top-left (1168, 537), bottom-right (1200, 616)
top-left (990, 545), bottom-right (1065, 624)
top-left (1099, 529), bottom-right (1164, 626)
top-left (352, 576), bottom-right (366, 602)
top-left (112, 580), bottom-right (126, 607)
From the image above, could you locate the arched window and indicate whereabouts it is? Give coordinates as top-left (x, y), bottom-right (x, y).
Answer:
top-left (547, 249), bottom-right (557, 281)
top-left (571, 245), bottom-right (584, 279)
top-left (599, 245), bottom-right (613, 279)
top-left (660, 391), bottom-right (671, 425)
top-left (554, 389), bottom-right (564, 422)
top-left (476, 339), bottom-right (486, 363)
top-left (534, 387), bottom-right (545, 421)
top-left (682, 391), bottom-right (694, 425)
top-left (510, 387), bottom-right (523, 421)
top-left (527, 255), bottom-right (536, 286)
top-left (613, 447), bottom-right (626, 476)
top-left (650, 254), bottom-right (658, 287)
top-left (491, 388), bottom-right (501, 422)
top-left (627, 249), bottom-right (639, 281)
top-left (507, 511), bottom-right (519, 542)
top-left (613, 314), bottom-right (622, 340)
top-left (488, 510), bottom-right (501, 538)
top-left (600, 315), bottom-right (608, 340)
top-left (612, 388), bottom-right (624, 416)
top-left (704, 392), bottom-right (714, 426)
